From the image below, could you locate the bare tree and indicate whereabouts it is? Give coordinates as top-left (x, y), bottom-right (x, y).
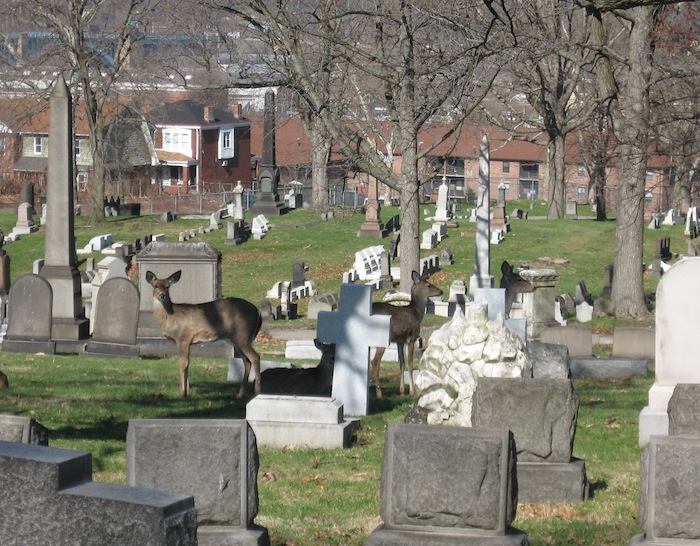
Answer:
top-left (212, 0), bottom-right (506, 290)
top-left (1, 0), bottom-right (161, 224)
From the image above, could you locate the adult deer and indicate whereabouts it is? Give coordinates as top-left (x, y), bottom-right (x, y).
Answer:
top-left (370, 271), bottom-right (443, 398)
top-left (500, 261), bottom-right (534, 318)
top-left (261, 339), bottom-right (335, 396)
top-left (146, 270), bottom-right (262, 399)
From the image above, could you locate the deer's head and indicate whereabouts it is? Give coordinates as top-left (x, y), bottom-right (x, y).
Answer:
top-left (411, 270), bottom-right (443, 300)
top-left (146, 270), bottom-right (181, 314)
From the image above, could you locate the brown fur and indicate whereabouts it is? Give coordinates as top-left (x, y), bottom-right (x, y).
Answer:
top-left (146, 270), bottom-right (262, 398)
top-left (0, 370), bottom-right (8, 389)
top-left (371, 271), bottom-right (443, 398)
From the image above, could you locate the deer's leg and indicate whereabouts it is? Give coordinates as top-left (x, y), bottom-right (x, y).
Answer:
top-left (371, 347), bottom-right (385, 399)
top-left (237, 344), bottom-right (261, 398)
top-left (177, 341), bottom-right (192, 398)
top-left (405, 340), bottom-right (416, 397)
top-left (397, 343), bottom-right (407, 395)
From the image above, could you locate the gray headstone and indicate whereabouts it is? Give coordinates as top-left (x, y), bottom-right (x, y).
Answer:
top-left (4, 274), bottom-right (55, 354)
top-left (638, 436), bottom-right (700, 541)
top-left (668, 384), bottom-right (700, 436)
top-left (127, 419), bottom-right (261, 529)
top-left (0, 415), bottom-right (49, 445)
top-left (0, 441), bottom-right (196, 545)
top-left (527, 341), bottom-right (571, 379)
top-left (612, 326), bottom-right (654, 363)
top-left (91, 278), bottom-right (139, 345)
top-left (540, 326), bottom-right (593, 357)
top-left (370, 424), bottom-right (521, 539)
top-left (473, 378), bottom-right (578, 463)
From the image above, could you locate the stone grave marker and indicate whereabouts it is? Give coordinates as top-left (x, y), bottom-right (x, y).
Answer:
top-left (469, 136), bottom-right (494, 293)
top-left (85, 277), bottom-right (140, 357)
top-left (13, 202), bottom-right (38, 235)
top-left (127, 419), bottom-right (269, 545)
top-left (316, 283), bottom-right (392, 416)
top-left (565, 200), bottom-right (578, 219)
top-left (631, 435), bottom-right (700, 544)
top-left (0, 415), bottom-right (49, 445)
top-left (519, 269), bottom-right (560, 338)
top-left (473, 377), bottom-right (588, 503)
top-left (668, 384), bottom-right (700, 436)
top-left (0, 441), bottom-right (196, 545)
top-left (3, 273), bottom-right (55, 354)
top-left (365, 424), bottom-right (527, 545)
top-left (640, 257), bottom-right (700, 445)
top-left (434, 179), bottom-right (450, 222)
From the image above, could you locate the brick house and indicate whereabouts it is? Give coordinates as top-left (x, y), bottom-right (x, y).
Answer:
top-left (149, 100), bottom-right (253, 194)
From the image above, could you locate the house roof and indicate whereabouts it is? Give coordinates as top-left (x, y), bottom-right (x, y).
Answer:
top-left (150, 99), bottom-right (251, 128)
top-left (250, 114), bottom-right (547, 167)
top-left (156, 150), bottom-right (196, 164)
top-left (13, 156), bottom-right (47, 172)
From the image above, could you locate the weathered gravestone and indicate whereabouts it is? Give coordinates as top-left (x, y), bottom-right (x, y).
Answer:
top-left (13, 202), bottom-right (38, 235)
top-left (85, 277), bottom-right (140, 357)
top-left (473, 377), bottom-right (588, 503)
top-left (630, 435), bottom-right (700, 544)
top-left (316, 283), bottom-right (392, 416)
top-left (0, 441), bottom-right (197, 545)
top-left (527, 341), bottom-right (571, 379)
top-left (0, 415), bottom-right (49, 445)
top-left (519, 268), bottom-right (560, 338)
top-left (667, 384), bottom-right (700, 436)
top-left (3, 273), bottom-right (56, 354)
top-left (365, 424), bottom-right (528, 545)
top-left (639, 257), bottom-right (700, 445)
top-left (127, 419), bottom-right (269, 545)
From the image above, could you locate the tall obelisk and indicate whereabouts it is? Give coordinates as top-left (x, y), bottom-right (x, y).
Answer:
top-left (469, 135), bottom-right (494, 292)
top-left (40, 74), bottom-right (89, 341)
top-left (249, 89), bottom-right (288, 215)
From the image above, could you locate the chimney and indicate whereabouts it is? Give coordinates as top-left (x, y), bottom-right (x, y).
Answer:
top-left (203, 106), bottom-right (215, 123)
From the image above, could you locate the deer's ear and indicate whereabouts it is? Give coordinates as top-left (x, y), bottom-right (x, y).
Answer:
top-left (501, 261), bottom-right (511, 274)
top-left (146, 271), bottom-right (156, 285)
top-left (412, 270), bottom-right (420, 282)
top-left (169, 271), bottom-right (182, 284)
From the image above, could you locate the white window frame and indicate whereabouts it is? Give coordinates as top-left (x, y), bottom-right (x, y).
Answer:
top-left (218, 126), bottom-right (235, 159)
top-left (162, 129), bottom-right (191, 153)
top-left (34, 136), bottom-right (43, 155)
top-left (74, 138), bottom-right (81, 157)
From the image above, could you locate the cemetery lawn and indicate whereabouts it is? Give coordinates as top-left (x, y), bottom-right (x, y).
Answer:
top-left (0, 350), bottom-right (652, 545)
top-left (0, 202), bottom-right (677, 543)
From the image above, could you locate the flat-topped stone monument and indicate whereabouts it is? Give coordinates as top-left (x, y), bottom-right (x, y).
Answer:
top-left (127, 419), bottom-right (269, 545)
top-left (366, 423), bottom-right (527, 545)
top-left (0, 440), bottom-right (196, 545)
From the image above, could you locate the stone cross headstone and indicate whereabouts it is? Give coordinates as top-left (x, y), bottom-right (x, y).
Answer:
top-left (469, 135), bottom-right (494, 293)
top-left (316, 283), bottom-right (392, 416)
top-left (39, 74), bottom-right (89, 341)
top-left (0, 441), bottom-right (197, 544)
top-left (639, 257), bottom-right (700, 445)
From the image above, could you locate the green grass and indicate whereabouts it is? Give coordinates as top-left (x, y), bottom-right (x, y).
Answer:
top-left (0, 200), bottom-right (681, 544)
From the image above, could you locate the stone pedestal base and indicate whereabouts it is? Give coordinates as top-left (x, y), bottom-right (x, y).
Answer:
top-left (246, 395), bottom-right (359, 449)
top-left (365, 526), bottom-right (529, 545)
top-left (84, 340), bottom-right (141, 358)
top-left (517, 458), bottom-right (589, 504)
top-left (1, 339), bottom-right (56, 355)
top-left (198, 524), bottom-right (270, 546)
top-left (51, 317), bottom-right (90, 341)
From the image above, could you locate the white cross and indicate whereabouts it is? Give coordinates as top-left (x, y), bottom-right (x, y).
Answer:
top-left (317, 283), bottom-right (391, 416)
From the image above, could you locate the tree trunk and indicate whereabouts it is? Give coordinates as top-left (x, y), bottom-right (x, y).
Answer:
top-left (546, 133), bottom-right (566, 219)
top-left (608, 5), bottom-right (654, 318)
top-left (398, 180), bottom-right (420, 293)
top-left (309, 116), bottom-right (331, 209)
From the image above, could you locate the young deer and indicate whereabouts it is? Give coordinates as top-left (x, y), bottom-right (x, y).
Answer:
top-left (371, 271), bottom-right (443, 398)
top-left (261, 339), bottom-right (335, 396)
top-left (500, 261), bottom-right (534, 318)
top-left (146, 270), bottom-right (262, 399)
